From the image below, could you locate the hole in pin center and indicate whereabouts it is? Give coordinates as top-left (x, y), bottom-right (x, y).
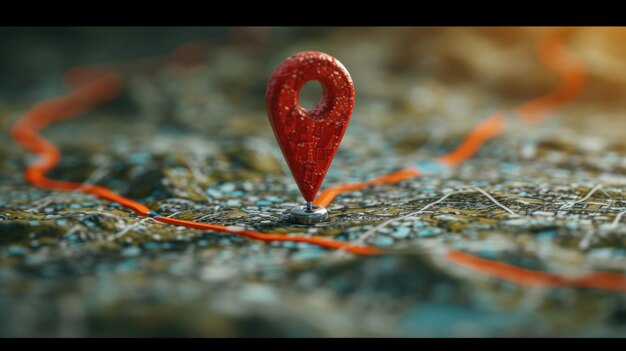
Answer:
top-left (299, 80), bottom-right (323, 110)
top-left (296, 78), bottom-right (331, 121)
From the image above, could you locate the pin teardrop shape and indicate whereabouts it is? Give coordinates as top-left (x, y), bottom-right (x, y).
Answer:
top-left (266, 51), bottom-right (354, 203)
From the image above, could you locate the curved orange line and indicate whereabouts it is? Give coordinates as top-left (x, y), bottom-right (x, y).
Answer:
top-left (446, 251), bottom-right (626, 293)
top-left (436, 112), bottom-right (507, 167)
top-left (515, 34), bottom-right (587, 124)
top-left (314, 167), bottom-right (421, 207)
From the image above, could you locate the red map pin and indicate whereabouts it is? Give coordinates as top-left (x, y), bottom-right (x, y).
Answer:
top-left (266, 51), bottom-right (354, 224)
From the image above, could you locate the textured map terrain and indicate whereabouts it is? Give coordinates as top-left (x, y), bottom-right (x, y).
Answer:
top-left (1, 27), bottom-right (626, 337)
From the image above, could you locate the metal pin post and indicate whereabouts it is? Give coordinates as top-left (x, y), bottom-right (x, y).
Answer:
top-left (290, 202), bottom-right (328, 224)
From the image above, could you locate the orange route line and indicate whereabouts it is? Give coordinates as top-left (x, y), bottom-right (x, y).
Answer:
top-left (515, 34), bottom-right (587, 125)
top-left (446, 251), bottom-right (626, 293)
top-left (436, 112), bottom-right (507, 167)
top-left (315, 167), bottom-right (421, 208)
top-left (10, 33), bottom-right (626, 292)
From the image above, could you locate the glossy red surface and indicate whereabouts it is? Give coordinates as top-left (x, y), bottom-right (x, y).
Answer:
top-left (265, 51), bottom-right (354, 202)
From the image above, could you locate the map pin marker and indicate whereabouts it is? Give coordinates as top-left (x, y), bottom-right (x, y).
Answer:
top-left (266, 51), bottom-right (354, 224)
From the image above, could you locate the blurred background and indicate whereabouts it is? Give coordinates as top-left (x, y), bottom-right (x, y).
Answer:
top-left (2, 27), bottom-right (626, 99)
top-left (3, 27), bottom-right (626, 142)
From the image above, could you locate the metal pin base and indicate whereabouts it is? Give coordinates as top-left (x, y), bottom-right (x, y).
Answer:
top-left (290, 204), bottom-right (328, 224)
